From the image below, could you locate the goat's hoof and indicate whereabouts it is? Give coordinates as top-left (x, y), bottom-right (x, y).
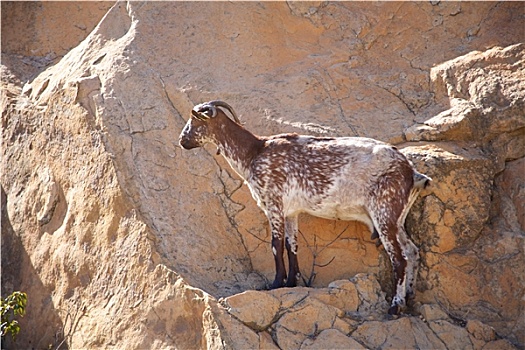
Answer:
top-left (406, 290), bottom-right (416, 300)
top-left (284, 280), bottom-right (297, 288)
top-left (270, 280), bottom-right (285, 290)
top-left (388, 305), bottom-right (400, 316)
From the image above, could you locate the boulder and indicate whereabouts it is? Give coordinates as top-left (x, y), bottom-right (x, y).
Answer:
top-left (222, 290), bottom-right (280, 331)
top-left (1, 1), bottom-right (523, 348)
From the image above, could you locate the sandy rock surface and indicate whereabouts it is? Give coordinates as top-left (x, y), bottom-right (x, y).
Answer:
top-left (1, 1), bottom-right (523, 349)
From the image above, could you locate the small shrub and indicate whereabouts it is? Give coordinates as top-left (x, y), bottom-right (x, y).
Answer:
top-left (1, 291), bottom-right (27, 341)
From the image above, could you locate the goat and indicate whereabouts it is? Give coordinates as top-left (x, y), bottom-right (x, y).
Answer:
top-left (179, 100), bottom-right (431, 315)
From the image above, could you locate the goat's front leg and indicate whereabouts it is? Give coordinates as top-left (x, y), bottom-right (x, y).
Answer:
top-left (285, 215), bottom-right (300, 287)
top-left (268, 210), bottom-right (287, 289)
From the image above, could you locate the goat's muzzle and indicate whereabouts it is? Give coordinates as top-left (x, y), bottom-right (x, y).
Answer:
top-left (179, 136), bottom-right (200, 150)
top-left (179, 119), bottom-right (203, 150)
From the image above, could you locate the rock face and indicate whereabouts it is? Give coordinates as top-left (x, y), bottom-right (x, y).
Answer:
top-left (1, 1), bottom-right (523, 349)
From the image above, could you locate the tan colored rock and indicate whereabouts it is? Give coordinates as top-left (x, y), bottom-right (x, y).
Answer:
top-left (2, 1), bottom-right (524, 349)
top-left (351, 273), bottom-right (389, 313)
top-left (290, 217), bottom-right (382, 288)
top-left (220, 284), bottom-right (365, 349)
top-left (407, 44), bottom-right (525, 143)
top-left (300, 329), bottom-right (365, 350)
top-left (420, 304), bottom-right (449, 322)
top-left (467, 320), bottom-right (496, 343)
top-left (494, 157), bottom-right (525, 231)
top-left (258, 331), bottom-right (280, 350)
top-left (467, 320), bottom-right (497, 350)
top-left (403, 144), bottom-right (494, 250)
top-left (353, 317), bottom-right (446, 350)
top-left (431, 44), bottom-right (525, 110)
top-left (482, 339), bottom-right (518, 350)
top-left (429, 320), bottom-right (473, 350)
top-left (404, 99), bottom-right (482, 142)
top-left (222, 290), bottom-right (280, 331)
top-left (312, 279), bottom-right (360, 313)
top-left (1, 2), bottom-right (112, 58)
top-left (216, 312), bottom-right (260, 350)
top-left (274, 297), bottom-right (344, 350)
top-left (401, 45), bottom-right (524, 347)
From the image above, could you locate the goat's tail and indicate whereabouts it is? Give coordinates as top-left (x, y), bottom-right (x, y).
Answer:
top-left (398, 171), bottom-right (431, 227)
top-left (413, 171), bottom-right (432, 189)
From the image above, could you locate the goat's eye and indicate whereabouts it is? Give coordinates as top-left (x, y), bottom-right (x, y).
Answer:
top-left (202, 109), bottom-right (214, 117)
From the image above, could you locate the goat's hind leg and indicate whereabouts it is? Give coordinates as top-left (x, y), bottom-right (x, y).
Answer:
top-left (401, 229), bottom-right (419, 300)
top-left (375, 221), bottom-right (410, 315)
top-left (378, 224), bottom-right (419, 315)
top-left (401, 187), bottom-right (422, 300)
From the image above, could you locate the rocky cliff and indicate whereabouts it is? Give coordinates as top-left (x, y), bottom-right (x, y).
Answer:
top-left (1, 1), bottom-right (523, 349)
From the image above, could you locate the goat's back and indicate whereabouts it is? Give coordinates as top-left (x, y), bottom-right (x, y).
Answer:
top-left (255, 135), bottom-right (407, 182)
top-left (248, 135), bottom-right (415, 220)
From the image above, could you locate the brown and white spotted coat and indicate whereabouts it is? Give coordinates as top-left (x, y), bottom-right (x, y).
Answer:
top-left (179, 101), bottom-right (431, 315)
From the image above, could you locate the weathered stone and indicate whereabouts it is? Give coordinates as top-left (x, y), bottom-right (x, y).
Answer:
top-left (429, 320), bottom-right (473, 350)
top-left (216, 311), bottom-right (260, 350)
top-left (223, 290), bottom-right (280, 331)
top-left (413, 44), bottom-right (525, 146)
top-left (467, 320), bottom-right (496, 343)
top-left (482, 339), bottom-right (518, 350)
top-left (350, 273), bottom-right (389, 313)
top-left (1, 2), bottom-right (524, 349)
top-left (467, 319), bottom-right (497, 350)
top-left (403, 144), bottom-right (495, 250)
top-left (311, 279), bottom-right (359, 313)
top-left (495, 157), bottom-right (525, 231)
top-left (258, 331), bottom-right (280, 350)
top-left (275, 297), bottom-right (342, 336)
top-left (405, 99), bottom-right (483, 142)
top-left (272, 323), bottom-right (307, 350)
top-left (271, 293), bottom-right (355, 350)
top-left (420, 304), bottom-right (449, 322)
top-left (353, 317), bottom-right (446, 350)
top-left (300, 329), bottom-right (365, 350)
top-left (268, 287), bottom-right (311, 310)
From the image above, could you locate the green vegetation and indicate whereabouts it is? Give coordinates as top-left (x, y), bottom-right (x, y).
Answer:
top-left (1, 291), bottom-right (27, 341)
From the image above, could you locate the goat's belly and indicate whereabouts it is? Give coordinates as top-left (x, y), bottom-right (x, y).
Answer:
top-left (304, 204), bottom-right (373, 228)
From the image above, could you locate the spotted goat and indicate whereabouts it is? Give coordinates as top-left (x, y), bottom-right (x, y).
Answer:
top-left (179, 100), bottom-right (431, 315)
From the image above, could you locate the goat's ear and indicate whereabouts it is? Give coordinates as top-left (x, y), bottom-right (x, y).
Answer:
top-left (192, 109), bottom-right (208, 121)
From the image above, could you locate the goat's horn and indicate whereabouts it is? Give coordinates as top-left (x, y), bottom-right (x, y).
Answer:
top-left (192, 104), bottom-right (218, 119)
top-left (191, 109), bottom-right (208, 121)
top-left (207, 100), bottom-right (241, 124)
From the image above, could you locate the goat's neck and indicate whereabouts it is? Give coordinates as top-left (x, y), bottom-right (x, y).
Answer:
top-left (213, 124), bottom-right (263, 179)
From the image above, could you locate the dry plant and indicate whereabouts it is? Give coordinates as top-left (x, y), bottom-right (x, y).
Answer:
top-left (299, 224), bottom-right (350, 287)
top-left (54, 300), bottom-right (87, 350)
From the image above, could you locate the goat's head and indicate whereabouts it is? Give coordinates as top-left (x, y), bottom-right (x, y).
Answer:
top-left (179, 100), bottom-right (241, 150)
